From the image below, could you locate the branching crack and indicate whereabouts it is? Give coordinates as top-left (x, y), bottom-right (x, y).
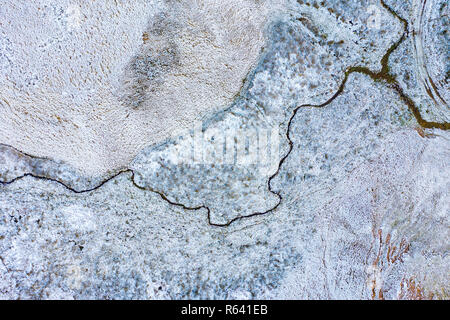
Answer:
top-left (0, 0), bottom-right (448, 228)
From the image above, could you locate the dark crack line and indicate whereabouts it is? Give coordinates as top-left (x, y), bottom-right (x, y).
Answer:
top-left (0, 170), bottom-right (131, 194)
top-left (0, 167), bottom-right (278, 228)
top-left (1, 0), bottom-right (448, 228)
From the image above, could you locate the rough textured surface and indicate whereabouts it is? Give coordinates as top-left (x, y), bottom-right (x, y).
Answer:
top-left (0, 0), bottom-right (285, 175)
top-left (0, 0), bottom-right (449, 299)
top-left (389, 0), bottom-right (449, 122)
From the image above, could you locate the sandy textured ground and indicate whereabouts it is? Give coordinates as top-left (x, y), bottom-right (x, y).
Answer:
top-left (0, 0), bottom-right (448, 299)
top-left (0, 0), bottom-right (285, 175)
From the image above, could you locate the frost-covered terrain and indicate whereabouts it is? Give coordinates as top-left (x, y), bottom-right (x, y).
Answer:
top-left (0, 0), bottom-right (449, 299)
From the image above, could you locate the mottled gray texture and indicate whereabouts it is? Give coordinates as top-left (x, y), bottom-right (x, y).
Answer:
top-left (0, 0), bottom-right (449, 300)
top-left (388, 0), bottom-right (449, 122)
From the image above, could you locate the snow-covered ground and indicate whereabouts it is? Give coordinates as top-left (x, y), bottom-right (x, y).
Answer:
top-left (0, 0), bottom-right (448, 299)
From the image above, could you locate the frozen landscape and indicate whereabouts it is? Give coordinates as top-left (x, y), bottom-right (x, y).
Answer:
top-left (0, 0), bottom-right (448, 299)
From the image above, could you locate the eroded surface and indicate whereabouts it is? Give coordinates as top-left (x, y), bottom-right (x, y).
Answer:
top-left (0, 0), bottom-right (285, 175)
top-left (0, 0), bottom-right (449, 299)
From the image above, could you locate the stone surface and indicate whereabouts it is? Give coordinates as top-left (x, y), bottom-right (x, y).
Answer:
top-left (388, 0), bottom-right (449, 122)
top-left (0, 0), bottom-right (286, 175)
top-left (0, 0), bottom-right (448, 299)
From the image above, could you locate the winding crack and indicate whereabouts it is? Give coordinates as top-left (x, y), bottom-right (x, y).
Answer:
top-left (1, 0), bottom-right (448, 228)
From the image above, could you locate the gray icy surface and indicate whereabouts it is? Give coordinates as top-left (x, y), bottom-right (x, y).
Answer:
top-left (0, 0), bottom-right (449, 299)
